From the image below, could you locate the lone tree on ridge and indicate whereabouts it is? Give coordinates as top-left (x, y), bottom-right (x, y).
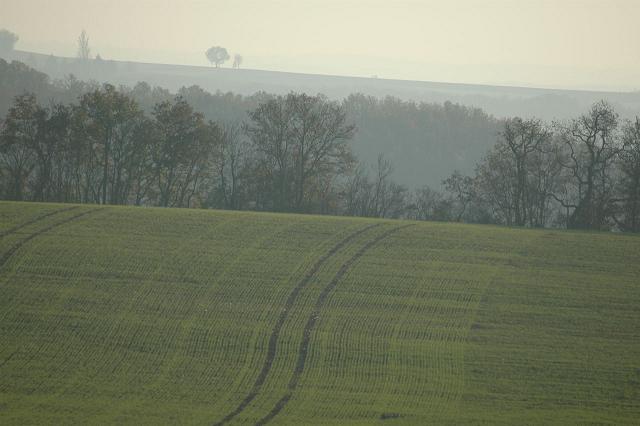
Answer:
top-left (206, 46), bottom-right (230, 68)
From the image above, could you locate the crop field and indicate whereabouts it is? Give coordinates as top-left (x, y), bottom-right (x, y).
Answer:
top-left (0, 202), bottom-right (639, 424)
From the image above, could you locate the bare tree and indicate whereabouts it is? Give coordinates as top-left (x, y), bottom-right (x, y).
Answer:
top-left (525, 135), bottom-right (564, 227)
top-left (0, 94), bottom-right (39, 200)
top-left (288, 93), bottom-right (355, 211)
top-left (502, 117), bottom-right (551, 226)
top-left (214, 122), bottom-right (251, 210)
top-left (245, 96), bottom-right (293, 210)
top-left (246, 93), bottom-right (355, 212)
top-left (371, 154), bottom-right (397, 218)
top-left (409, 186), bottom-right (451, 221)
top-left (443, 170), bottom-right (475, 222)
top-left (151, 97), bottom-right (217, 207)
top-left (205, 46), bottom-right (230, 68)
top-left (232, 54), bottom-right (243, 69)
top-left (343, 155), bottom-right (406, 218)
top-left (555, 101), bottom-right (620, 229)
top-left (614, 117), bottom-right (640, 232)
top-left (77, 30), bottom-right (91, 60)
top-left (73, 84), bottom-right (144, 204)
top-left (343, 163), bottom-right (372, 217)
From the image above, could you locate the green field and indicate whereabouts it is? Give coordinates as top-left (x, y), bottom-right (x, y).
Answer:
top-left (0, 202), bottom-right (639, 425)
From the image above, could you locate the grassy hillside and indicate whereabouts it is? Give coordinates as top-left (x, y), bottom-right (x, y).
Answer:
top-left (0, 202), bottom-right (639, 424)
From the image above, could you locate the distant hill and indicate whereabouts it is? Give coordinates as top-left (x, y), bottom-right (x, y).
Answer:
top-left (0, 56), bottom-right (501, 189)
top-left (9, 50), bottom-right (640, 121)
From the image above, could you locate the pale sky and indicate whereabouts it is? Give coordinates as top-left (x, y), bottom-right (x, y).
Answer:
top-left (2, 0), bottom-right (639, 91)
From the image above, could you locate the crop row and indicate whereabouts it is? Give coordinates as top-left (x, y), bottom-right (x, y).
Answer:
top-left (1, 203), bottom-right (639, 424)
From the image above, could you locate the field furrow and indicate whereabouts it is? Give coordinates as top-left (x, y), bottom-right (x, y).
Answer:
top-left (0, 205), bottom-right (79, 239)
top-left (255, 224), bottom-right (413, 425)
top-left (213, 223), bottom-right (381, 425)
top-left (0, 203), bottom-right (639, 425)
top-left (0, 208), bottom-right (97, 269)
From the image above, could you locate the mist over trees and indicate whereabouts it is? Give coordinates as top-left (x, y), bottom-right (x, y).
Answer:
top-left (342, 94), bottom-right (499, 187)
top-left (0, 58), bottom-right (501, 190)
top-left (0, 59), bottom-right (638, 232)
top-left (0, 60), bottom-right (51, 113)
top-left (8, 46), bottom-right (640, 124)
top-left (0, 29), bottom-right (19, 58)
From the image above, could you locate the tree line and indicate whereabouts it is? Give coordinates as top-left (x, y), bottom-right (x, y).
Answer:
top-left (412, 103), bottom-right (640, 232)
top-left (0, 86), bottom-right (356, 212)
top-left (0, 78), bottom-right (638, 232)
top-left (0, 58), bottom-right (501, 190)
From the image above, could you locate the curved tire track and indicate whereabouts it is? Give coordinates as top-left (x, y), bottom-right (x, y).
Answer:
top-left (212, 223), bottom-right (381, 426)
top-left (255, 224), bottom-right (413, 425)
top-left (0, 208), bottom-right (96, 270)
top-left (0, 205), bottom-right (79, 239)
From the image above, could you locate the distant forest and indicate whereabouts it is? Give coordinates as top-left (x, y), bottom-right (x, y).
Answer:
top-left (0, 57), bottom-right (500, 188)
top-left (1, 58), bottom-right (639, 232)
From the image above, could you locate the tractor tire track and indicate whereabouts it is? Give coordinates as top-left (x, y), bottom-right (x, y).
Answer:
top-left (212, 223), bottom-right (381, 426)
top-left (0, 208), bottom-right (97, 270)
top-left (0, 205), bottom-right (79, 239)
top-left (255, 224), bottom-right (413, 426)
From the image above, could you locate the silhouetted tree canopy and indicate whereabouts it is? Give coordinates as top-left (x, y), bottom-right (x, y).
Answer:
top-left (206, 46), bottom-right (230, 68)
top-left (1, 60), bottom-right (639, 232)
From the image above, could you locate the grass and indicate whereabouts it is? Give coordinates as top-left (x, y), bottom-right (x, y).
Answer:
top-left (0, 201), bottom-right (638, 425)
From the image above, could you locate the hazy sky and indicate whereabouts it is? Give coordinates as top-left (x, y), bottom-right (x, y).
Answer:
top-left (2, 0), bottom-right (639, 91)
